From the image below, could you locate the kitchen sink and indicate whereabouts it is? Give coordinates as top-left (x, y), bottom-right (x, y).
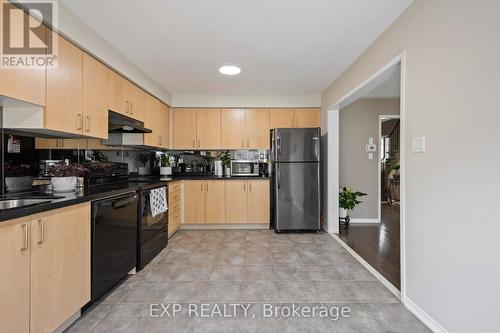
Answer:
top-left (0, 199), bottom-right (51, 210)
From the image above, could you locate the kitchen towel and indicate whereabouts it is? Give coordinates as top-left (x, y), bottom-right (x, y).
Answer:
top-left (150, 187), bottom-right (168, 217)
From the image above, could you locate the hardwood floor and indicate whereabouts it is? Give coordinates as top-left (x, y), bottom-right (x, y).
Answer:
top-left (339, 203), bottom-right (400, 289)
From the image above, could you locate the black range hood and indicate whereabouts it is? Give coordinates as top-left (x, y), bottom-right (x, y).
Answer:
top-left (108, 111), bottom-right (152, 133)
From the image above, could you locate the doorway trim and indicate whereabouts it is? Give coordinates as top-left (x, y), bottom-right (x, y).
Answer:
top-left (326, 51), bottom-right (407, 302)
top-left (378, 114), bottom-right (401, 223)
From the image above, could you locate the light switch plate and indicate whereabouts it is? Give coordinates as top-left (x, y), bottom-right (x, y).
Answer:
top-left (412, 136), bottom-right (426, 153)
top-left (365, 144), bottom-right (377, 152)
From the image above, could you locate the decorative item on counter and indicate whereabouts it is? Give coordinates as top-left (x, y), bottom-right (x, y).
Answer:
top-left (4, 163), bottom-right (33, 192)
top-left (47, 162), bottom-right (88, 192)
top-left (217, 150), bottom-right (231, 177)
top-left (158, 153), bottom-right (172, 176)
top-left (137, 153), bottom-right (151, 175)
top-left (339, 187), bottom-right (367, 220)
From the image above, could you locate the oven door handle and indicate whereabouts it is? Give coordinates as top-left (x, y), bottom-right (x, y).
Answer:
top-left (112, 195), bottom-right (138, 209)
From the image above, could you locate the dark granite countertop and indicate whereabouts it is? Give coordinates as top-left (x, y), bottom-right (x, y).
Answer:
top-left (0, 175), bottom-right (270, 223)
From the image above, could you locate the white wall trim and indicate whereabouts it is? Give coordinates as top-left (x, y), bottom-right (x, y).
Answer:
top-left (171, 94), bottom-right (321, 108)
top-left (180, 224), bottom-right (269, 230)
top-left (329, 232), bottom-right (400, 297)
top-left (349, 218), bottom-right (380, 223)
top-left (378, 114), bottom-right (401, 224)
top-left (326, 106), bottom-right (340, 234)
top-left (404, 297), bottom-right (450, 333)
top-left (326, 51), bottom-right (407, 304)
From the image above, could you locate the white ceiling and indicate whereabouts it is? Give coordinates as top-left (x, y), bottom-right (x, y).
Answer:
top-left (60, 0), bottom-right (413, 96)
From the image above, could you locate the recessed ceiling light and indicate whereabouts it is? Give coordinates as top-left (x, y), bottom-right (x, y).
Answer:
top-left (219, 65), bottom-right (241, 76)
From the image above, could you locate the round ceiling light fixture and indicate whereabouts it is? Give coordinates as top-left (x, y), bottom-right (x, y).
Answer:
top-left (219, 65), bottom-right (241, 76)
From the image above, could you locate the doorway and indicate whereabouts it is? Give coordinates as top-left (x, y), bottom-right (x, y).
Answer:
top-left (326, 53), bottom-right (405, 298)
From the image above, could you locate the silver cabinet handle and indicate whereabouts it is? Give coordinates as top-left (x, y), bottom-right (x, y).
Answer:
top-left (249, 182), bottom-right (252, 191)
top-left (160, 136), bottom-right (162, 146)
top-left (85, 116), bottom-right (90, 132)
top-left (198, 139), bottom-right (200, 148)
top-left (126, 101), bottom-right (129, 113)
top-left (21, 224), bottom-right (29, 251)
top-left (205, 182), bottom-right (208, 191)
top-left (192, 139), bottom-right (195, 148)
top-left (291, 117), bottom-right (294, 127)
top-left (244, 182), bottom-right (246, 191)
top-left (130, 102), bottom-right (134, 115)
top-left (247, 139), bottom-right (250, 148)
top-left (201, 182), bottom-right (204, 191)
top-left (37, 219), bottom-right (44, 244)
top-left (241, 140), bottom-right (244, 148)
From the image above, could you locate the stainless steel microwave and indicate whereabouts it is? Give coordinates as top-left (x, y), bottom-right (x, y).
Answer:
top-left (230, 160), bottom-right (259, 176)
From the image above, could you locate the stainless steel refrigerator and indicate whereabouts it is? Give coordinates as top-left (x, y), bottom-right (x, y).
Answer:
top-left (271, 128), bottom-right (321, 232)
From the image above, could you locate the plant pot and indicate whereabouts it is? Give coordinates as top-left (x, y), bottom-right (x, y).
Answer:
top-left (160, 167), bottom-right (172, 176)
top-left (51, 176), bottom-right (77, 192)
top-left (224, 167), bottom-right (231, 177)
top-left (339, 208), bottom-right (350, 219)
top-left (138, 167), bottom-right (151, 175)
top-left (5, 176), bottom-right (33, 192)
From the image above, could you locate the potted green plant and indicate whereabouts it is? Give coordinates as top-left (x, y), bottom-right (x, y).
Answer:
top-left (158, 153), bottom-right (172, 176)
top-left (4, 163), bottom-right (33, 192)
top-left (217, 150), bottom-right (231, 177)
top-left (47, 162), bottom-right (88, 192)
top-left (339, 187), bottom-right (367, 218)
top-left (391, 163), bottom-right (400, 180)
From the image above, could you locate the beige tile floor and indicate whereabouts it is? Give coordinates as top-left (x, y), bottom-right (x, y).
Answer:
top-left (66, 230), bottom-right (430, 333)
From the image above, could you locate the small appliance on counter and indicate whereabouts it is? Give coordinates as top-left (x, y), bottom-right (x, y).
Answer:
top-left (214, 160), bottom-right (223, 177)
top-left (39, 159), bottom-right (63, 177)
top-left (230, 160), bottom-right (259, 177)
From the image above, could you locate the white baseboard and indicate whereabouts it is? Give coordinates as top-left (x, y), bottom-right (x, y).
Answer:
top-left (349, 218), bottom-right (380, 223)
top-left (404, 297), bottom-right (449, 333)
top-left (329, 232), bottom-right (401, 298)
top-left (180, 224), bottom-right (269, 230)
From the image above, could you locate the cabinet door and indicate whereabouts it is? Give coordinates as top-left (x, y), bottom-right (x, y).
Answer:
top-left (144, 94), bottom-right (161, 147)
top-left (294, 108), bottom-right (320, 128)
top-left (172, 108), bottom-right (197, 149)
top-left (0, 217), bottom-right (31, 333)
top-left (30, 203), bottom-right (91, 333)
top-left (108, 70), bottom-right (127, 116)
top-left (34, 138), bottom-right (87, 149)
top-left (127, 83), bottom-right (145, 121)
top-left (246, 109), bottom-right (270, 149)
top-left (184, 181), bottom-right (205, 224)
top-left (225, 180), bottom-right (248, 224)
top-left (247, 180), bottom-right (270, 224)
top-left (35, 138), bottom-right (59, 149)
top-left (45, 35), bottom-right (83, 135)
top-left (196, 109), bottom-right (221, 149)
top-left (61, 139), bottom-right (88, 150)
top-left (221, 109), bottom-right (246, 149)
top-left (159, 104), bottom-right (170, 149)
top-left (205, 181), bottom-right (225, 224)
top-left (0, 6), bottom-right (45, 106)
top-left (270, 109), bottom-right (294, 129)
top-left (82, 53), bottom-right (109, 139)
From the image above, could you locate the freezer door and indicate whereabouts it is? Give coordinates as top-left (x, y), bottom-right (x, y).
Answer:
top-left (274, 162), bottom-right (320, 231)
top-left (273, 128), bottom-right (320, 162)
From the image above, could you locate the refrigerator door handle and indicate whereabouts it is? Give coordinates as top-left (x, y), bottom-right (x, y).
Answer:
top-left (277, 164), bottom-right (281, 189)
top-left (276, 134), bottom-right (281, 160)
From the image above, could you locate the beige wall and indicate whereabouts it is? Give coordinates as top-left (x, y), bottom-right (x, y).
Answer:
top-left (340, 98), bottom-right (399, 219)
top-left (321, 1), bottom-right (500, 332)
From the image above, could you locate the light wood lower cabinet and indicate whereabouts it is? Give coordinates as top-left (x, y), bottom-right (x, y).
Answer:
top-left (0, 217), bottom-right (31, 333)
top-left (247, 180), bottom-right (270, 223)
top-left (205, 181), bottom-right (226, 224)
top-left (0, 203), bottom-right (91, 333)
top-left (168, 182), bottom-right (181, 237)
top-left (30, 203), bottom-right (91, 333)
top-left (225, 180), bottom-right (248, 224)
top-left (184, 180), bottom-right (206, 224)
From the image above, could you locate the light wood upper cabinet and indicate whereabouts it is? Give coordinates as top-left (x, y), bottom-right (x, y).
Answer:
top-left (270, 109), bottom-right (294, 128)
top-left (196, 109), bottom-right (221, 149)
top-left (247, 180), bottom-right (270, 223)
top-left (225, 180), bottom-right (248, 224)
top-left (144, 94), bottom-right (161, 147)
top-left (294, 108), bottom-right (320, 128)
top-left (0, 6), bottom-right (46, 106)
top-left (0, 217), bottom-right (31, 333)
top-left (82, 54), bottom-right (109, 139)
top-left (205, 181), bottom-right (225, 224)
top-left (172, 108), bottom-right (197, 149)
top-left (184, 180), bottom-right (205, 224)
top-left (246, 109), bottom-right (270, 149)
top-left (126, 82), bottom-right (145, 122)
top-left (108, 70), bottom-right (127, 115)
top-left (35, 138), bottom-right (87, 150)
top-left (45, 35), bottom-right (83, 135)
top-left (30, 203), bottom-right (90, 333)
top-left (221, 109), bottom-right (246, 149)
top-left (159, 104), bottom-right (170, 149)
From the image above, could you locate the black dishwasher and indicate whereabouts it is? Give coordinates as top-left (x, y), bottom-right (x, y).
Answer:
top-left (90, 191), bottom-right (139, 303)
